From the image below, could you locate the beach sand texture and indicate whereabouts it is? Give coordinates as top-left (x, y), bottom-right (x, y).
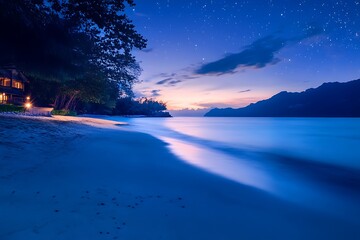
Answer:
top-left (1, 115), bottom-right (359, 240)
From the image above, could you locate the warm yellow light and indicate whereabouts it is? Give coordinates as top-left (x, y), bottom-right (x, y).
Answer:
top-left (26, 96), bottom-right (30, 100)
top-left (25, 102), bottom-right (32, 109)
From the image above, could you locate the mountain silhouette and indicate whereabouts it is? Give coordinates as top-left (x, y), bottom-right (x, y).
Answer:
top-left (205, 79), bottom-right (360, 117)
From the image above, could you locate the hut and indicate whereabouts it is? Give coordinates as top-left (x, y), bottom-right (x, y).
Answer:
top-left (0, 67), bottom-right (28, 105)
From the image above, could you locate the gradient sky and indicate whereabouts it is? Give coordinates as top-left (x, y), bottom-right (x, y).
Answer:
top-left (128, 0), bottom-right (360, 115)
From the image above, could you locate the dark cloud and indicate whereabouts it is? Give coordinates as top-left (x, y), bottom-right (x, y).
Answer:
top-left (156, 78), bottom-right (173, 85)
top-left (143, 72), bottom-right (174, 83)
top-left (151, 89), bottom-right (161, 97)
top-left (180, 74), bottom-right (199, 80)
top-left (168, 80), bottom-right (182, 86)
top-left (159, 73), bottom-right (176, 78)
top-left (196, 25), bottom-right (323, 75)
top-left (141, 48), bottom-right (154, 53)
top-left (146, 69), bottom-right (200, 87)
top-left (238, 89), bottom-right (251, 93)
top-left (155, 77), bottom-right (184, 87)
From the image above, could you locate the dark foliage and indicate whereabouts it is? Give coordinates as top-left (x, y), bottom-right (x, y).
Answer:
top-left (27, 77), bottom-right (60, 107)
top-left (113, 97), bottom-right (170, 116)
top-left (0, 0), bottom-right (87, 80)
top-left (0, 0), bottom-right (147, 111)
top-left (0, 104), bottom-right (24, 113)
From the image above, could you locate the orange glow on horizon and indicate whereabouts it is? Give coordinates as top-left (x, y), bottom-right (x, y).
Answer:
top-left (134, 73), bottom-right (277, 111)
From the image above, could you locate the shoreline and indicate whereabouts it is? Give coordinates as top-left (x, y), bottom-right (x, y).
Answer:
top-left (1, 115), bottom-right (359, 239)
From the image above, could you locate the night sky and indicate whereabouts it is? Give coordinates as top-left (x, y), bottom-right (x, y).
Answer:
top-left (128, 0), bottom-right (360, 114)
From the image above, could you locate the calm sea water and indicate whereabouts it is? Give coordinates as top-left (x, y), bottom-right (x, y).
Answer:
top-left (106, 116), bottom-right (360, 220)
top-left (116, 117), bottom-right (360, 167)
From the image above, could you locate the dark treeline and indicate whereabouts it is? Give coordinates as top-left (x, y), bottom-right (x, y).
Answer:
top-left (113, 97), bottom-right (170, 117)
top-left (0, 0), bottom-right (168, 116)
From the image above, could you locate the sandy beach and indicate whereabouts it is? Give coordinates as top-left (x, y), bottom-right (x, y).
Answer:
top-left (1, 115), bottom-right (359, 240)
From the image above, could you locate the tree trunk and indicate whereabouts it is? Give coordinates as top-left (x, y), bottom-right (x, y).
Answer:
top-left (54, 91), bottom-right (80, 111)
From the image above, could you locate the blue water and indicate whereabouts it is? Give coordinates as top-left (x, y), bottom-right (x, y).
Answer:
top-left (105, 117), bottom-right (360, 221)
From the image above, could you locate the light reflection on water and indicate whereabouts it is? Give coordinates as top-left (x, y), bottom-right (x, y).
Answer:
top-left (160, 136), bottom-right (274, 193)
top-left (160, 135), bottom-right (360, 220)
top-left (163, 117), bottom-right (360, 169)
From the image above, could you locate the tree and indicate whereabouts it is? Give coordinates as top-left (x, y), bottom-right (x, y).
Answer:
top-left (0, 0), bottom-right (147, 110)
top-left (114, 97), bottom-right (169, 116)
top-left (49, 0), bottom-right (147, 95)
top-left (0, 0), bottom-right (85, 80)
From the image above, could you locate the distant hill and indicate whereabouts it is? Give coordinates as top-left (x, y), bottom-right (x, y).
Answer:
top-left (205, 79), bottom-right (360, 117)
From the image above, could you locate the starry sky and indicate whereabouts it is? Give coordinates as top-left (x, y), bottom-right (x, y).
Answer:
top-left (128, 0), bottom-right (360, 115)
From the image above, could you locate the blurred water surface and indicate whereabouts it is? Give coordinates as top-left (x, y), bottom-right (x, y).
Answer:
top-left (108, 116), bottom-right (360, 222)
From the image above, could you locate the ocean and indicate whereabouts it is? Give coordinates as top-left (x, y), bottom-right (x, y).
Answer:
top-left (108, 116), bottom-right (360, 221)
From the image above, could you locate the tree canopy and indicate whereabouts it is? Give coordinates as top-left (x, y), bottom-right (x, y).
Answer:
top-left (114, 97), bottom-right (169, 117)
top-left (0, 0), bottom-right (147, 110)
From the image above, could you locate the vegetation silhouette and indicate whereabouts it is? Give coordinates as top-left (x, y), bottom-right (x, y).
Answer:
top-left (0, 0), bottom-right (150, 114)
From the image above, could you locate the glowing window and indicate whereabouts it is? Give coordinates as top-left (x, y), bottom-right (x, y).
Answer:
top-left (3, 79), bottom-right (10, 87)
top-left (0, 78), bottom-right (11, 87)
top-left (12, 80), bottom-right (23, 89)
top-left (0, 94), bottom-right (7, 102)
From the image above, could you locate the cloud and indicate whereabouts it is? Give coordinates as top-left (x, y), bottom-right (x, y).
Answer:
top-left (156, 78), bottom-right (173, 85)
top-left (134, 12), bottom-right (149, 17)
top-left (155, 78), bottom-right (183, 87)
top-left (238, 89), bottom-right (251, 93)
top-left (141, 48), bottom-right (153, 53)
top-left (168, 80), bottom-right (182, 86)
top-left (180, 74), bottom-right (199, 80)
top-left (151, 89), bottom-right (161, 97)
top-left (196, 102), bottom-right (236, 109)
top-left (157, 73), bottom-right (176, 78)
top-left (196, 25), bottom-right (323, 75)
top-left (195, 96), bottom-right (262, 109)
top-left (151, 72), bottom-right (188, 87)
top-left (145, 68), bottom-right (201, 87)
